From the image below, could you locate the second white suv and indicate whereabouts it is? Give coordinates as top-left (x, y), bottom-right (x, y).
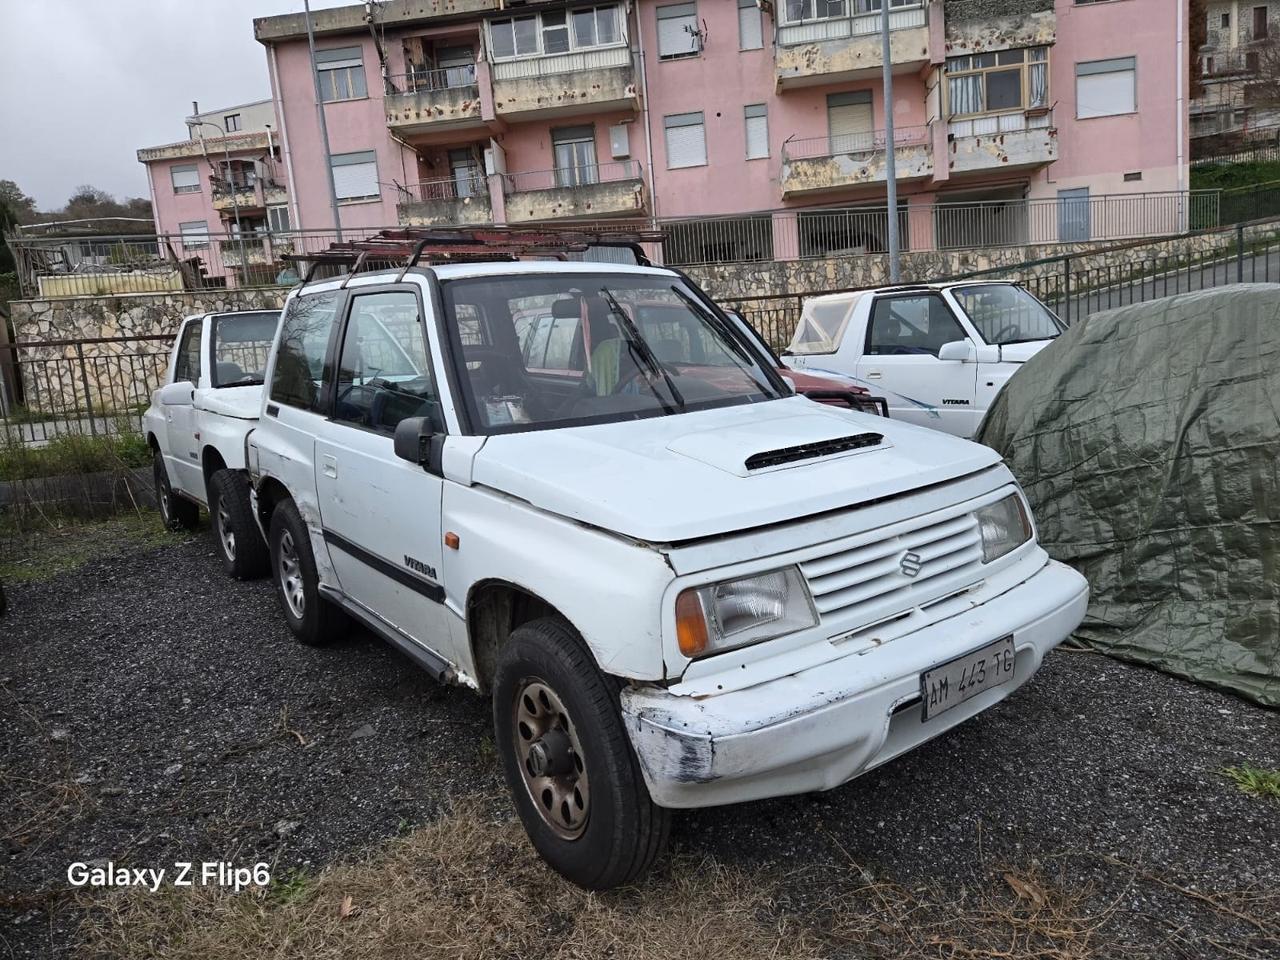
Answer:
top-left (247, 252), bottom-right (1087, 890)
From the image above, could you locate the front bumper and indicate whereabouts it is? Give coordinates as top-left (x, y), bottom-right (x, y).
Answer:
top-left (620, 558), bottom-right (1088, 809)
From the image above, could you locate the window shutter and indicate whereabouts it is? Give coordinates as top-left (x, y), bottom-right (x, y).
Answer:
top-left (331, 151), bottom-right (379, 200)
top-left (745, 105), bottom-right (768, 159)
top-left (1075, 58), bottom-right (1136, 118)
top-left (827, 91), bottom-right (873, 152)
top-left (665, 113), bottom-right (706, 168)
top-left (657, 4), bottom-right (698, 57)
top-left (171, 165), bottom-right (200, 190)
top-left (738, 0), bottom-right (763, 49)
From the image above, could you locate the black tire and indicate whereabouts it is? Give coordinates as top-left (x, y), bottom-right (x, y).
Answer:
top-left (493, 617), bottom-right (670, 890)
top-left (153, 446), bottom-right (199, 532)
top-left (0, 579), bottom-right (7, 618)
top-left (208, 469), bottom-right (268, 580)
top-left (268, 498), bottom-right (348, 646)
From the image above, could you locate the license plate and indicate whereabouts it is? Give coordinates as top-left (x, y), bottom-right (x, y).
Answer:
top-left (921, 636), bottom-right (1016, 721)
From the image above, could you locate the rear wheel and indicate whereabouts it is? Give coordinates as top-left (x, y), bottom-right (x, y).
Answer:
top-left (493, 617), bottom-right (670, 889)
top-left (209, 469), bottom-right (268, 580)
top-left (153, 447), bottom-right (198, 532)
top-left (268, 498), bottom-right (348, 646)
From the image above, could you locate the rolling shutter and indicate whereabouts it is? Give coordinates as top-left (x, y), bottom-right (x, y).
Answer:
top-left (664, 113), bottom-right (706, 168)
top-left (738, 0), bottom-right (763, 50)
top-left (657, 3), bottom-right (698, 58)
top-left (745, 104), bottom-right (768, 159)
top-left (330, 151), bottom-right (378, 200)
top-left (827, 91), bottom-right (873, 153)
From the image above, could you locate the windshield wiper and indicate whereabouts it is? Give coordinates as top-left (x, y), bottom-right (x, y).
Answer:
top-left (667, 286), bottom-right (755, 365)
top-left (598, 286), bottom-right (684, 413)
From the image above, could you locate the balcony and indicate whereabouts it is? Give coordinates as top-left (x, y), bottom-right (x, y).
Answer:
top-left (397, 176), bottom-right (493, 227)
top-left (219, 235), bottom-right (294, 268)
top-left (775, 2), bottom-right (929, 89)
top-left (780, 127), bottom-right (932, 199)
top-left (385, 68), bottom-right (486, 136)
top-left (503, 161), bottom-right (645, 223)
top-left (211, 178), bottom-right (260, 213)
top-left (947, 109), bottom-right (1057, 176)
top-left (491, 47), bottom-right (638, 120)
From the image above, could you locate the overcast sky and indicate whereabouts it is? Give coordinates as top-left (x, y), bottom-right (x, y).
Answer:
top-left (0, 0), bottom-right (352, 210)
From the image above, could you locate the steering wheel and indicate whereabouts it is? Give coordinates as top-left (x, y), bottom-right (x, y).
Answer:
top-left (992, 323), bottom-right (1022, 344)
top-left (612, 359), bottom-right (682, 396)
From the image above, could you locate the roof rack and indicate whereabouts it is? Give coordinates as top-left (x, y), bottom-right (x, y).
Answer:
top-left (283, 226), bottom-right (665, 286)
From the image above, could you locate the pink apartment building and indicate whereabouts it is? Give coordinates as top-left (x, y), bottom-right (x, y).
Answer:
top-left (140, 0), bottom-right (1190, 275)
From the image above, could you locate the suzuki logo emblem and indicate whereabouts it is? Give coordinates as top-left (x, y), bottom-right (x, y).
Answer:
top-left (900, 551), bottom-right (923, 578)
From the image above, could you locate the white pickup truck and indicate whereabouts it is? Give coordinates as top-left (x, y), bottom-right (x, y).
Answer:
top-left (142, 309), bottom-right (282, 578)
top-left (245, 250), bottom-right (1087, 890)
top-left (782, 281), bottom-right (1063, 437)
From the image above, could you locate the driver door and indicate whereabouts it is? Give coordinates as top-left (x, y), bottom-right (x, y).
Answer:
top-left (312, 287), bottom-right (459, 665)
top-left (164, 317), bottom-right (205, 496)
top-left (854, 293), bottom-right (977, 436)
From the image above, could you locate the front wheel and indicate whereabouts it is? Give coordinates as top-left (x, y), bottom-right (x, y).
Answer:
top-left (493, 617), bottom-right (670, 890)
top-left (268, 498), bottom-right (348, 646)
top-left (153, 447), bottom-right (198, 532)
top-left (209, 469), bottom-right (268, 580)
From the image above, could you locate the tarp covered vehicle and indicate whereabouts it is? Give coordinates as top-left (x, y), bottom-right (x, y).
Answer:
top-left (979, 285), bottom-right (1280, 707)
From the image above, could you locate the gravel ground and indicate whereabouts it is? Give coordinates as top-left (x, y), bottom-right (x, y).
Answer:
top-left (1, 528), bottom-right (1278, 959)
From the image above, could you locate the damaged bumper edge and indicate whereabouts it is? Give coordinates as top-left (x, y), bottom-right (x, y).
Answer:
top-left (620, 559), bottom-right (1089, 809)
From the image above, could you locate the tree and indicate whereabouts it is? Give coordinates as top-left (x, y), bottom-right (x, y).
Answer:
top-left (0, 180), bottom-right (36, 223)
top-left (1245, 35), bottom-right (1280, 118)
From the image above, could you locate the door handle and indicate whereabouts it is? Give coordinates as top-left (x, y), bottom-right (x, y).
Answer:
top-left (321, 455), bottom-right (338, 479)
top-left (865, 370), bottom-right (882, 379)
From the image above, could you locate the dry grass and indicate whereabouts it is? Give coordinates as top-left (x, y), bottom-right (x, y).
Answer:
top-left (78, 800), bottom-right (824, 960)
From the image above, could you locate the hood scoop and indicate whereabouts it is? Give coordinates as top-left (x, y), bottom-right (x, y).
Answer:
top-left (745, 432), bottom-right (884, 471)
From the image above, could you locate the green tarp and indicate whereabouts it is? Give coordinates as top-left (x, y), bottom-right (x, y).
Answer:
top-left (978, 285), bottom-right (1280, 708)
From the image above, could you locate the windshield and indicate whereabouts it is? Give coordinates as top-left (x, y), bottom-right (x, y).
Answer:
top-left (785, 298), bottom-right (856, 356)
top-left (211, 311), bottom-right (281, 387)
top-left (441, 273), bottom-right (785, 434)
top-left (950, 284), bottom-right (1063, 345)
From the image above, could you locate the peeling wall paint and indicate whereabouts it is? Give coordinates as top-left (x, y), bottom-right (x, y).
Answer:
top-left (502, 178), bottom-right (645, 223)
top-left (943, 0), bottom-right (1052, 22)
top-left (943, 9), bottom-right (1056, 55)
top-left (949, 127), bottom-right (1058, 174)
top-left (781, 144), bottom-right (933, 198)
top-left (491, 67), bottom-right (637, 118)
top-left (775, 27), bottom-right (930, 86)
top-left (385, 88), bottom-right (483, 130)
top-left (397, 194), bottom-right (494, 227)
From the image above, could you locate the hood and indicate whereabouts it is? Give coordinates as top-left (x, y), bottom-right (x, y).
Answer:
top-left (471, 396), bottom-right (1002, 542)
top-left (196, 385), bottom-right (262, 420)
top-left (997, 339), bottom-right (1055, 363)
top-left (782, 367), bottom-right (861, 391)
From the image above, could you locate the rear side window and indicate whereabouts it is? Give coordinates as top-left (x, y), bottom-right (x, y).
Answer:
top-left (172, 319), bottom-right (203, 384)
top-left (270, 292), bottom-right (340, 412)
top-left (787, 299), bottom-right (852, 356)
top-left (866, 295), bottom-right (965, 357)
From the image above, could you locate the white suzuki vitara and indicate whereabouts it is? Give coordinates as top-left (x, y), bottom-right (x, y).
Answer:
top-left (246, 245), bottom-right (1088, 890)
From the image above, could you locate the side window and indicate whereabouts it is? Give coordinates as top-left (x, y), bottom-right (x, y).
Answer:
top-left (172, 320), bottom-right (203, 384)
top-left (333, 291), bottom-right (441, 434)
top-left (270, 292), bottom-right (341, 412)
top-left (867, 295), bottom-right (967, 358)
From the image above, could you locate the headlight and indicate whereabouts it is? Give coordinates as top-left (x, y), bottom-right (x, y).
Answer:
top-left (675, 566), bottom-right (817, 658)
top-left (976, 493), bottom-right (1032, 563)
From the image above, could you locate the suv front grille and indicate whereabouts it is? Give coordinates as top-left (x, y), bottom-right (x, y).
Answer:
top-left (799, 511), bottom-right (984, 624)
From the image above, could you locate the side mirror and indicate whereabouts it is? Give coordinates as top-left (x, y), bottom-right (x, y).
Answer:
top-left (938, 340), bottom-right (976, 363)
top-left (394, 416), bottom-right (445, 476)
top-left (158, 380), bottom-right (195, 405)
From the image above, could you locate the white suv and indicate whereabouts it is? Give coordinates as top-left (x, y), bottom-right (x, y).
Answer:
top-left (143, 310), bottom-right (282, 577)
top-left (246, 256), bottom-right (1088, 889)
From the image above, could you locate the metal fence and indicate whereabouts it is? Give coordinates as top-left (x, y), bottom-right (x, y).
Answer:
top-left (723, 217), bottom-right (1280, 350)
top-left (502, 161), bottom-right (643, 194)
top-left (0, 335), bottom-right (173, 448)
top-left (1191, 125), bottom-right (1280, 166)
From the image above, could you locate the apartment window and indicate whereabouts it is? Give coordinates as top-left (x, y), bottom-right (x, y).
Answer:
top-left (946, 47), bottom-right (1049, 118)
top-left (657, 4), bottom-right (700, 60)
top-left (224, 114), bottom-right (241, 133)
top-left (1205, 55), bottom-right (1216, 75)
top-left (1076, 57), bottom-right (1136, 118)
top-left (330, 150), bottom-right (379, 201)
top-left (664, 112), bottom-right (707, 168)
top-left (552, 127), bottom-right (598, 187)
top-left (1254, 6), bottom-right (1269, 39)
top-left (744, 104), bottom-right (769, 159)
top-left (315, 46), bottom-right (368, 101)
top-left (170, 164), bottom-right (200, 194)
top-left (489, 5), bottom-right (622, 60)
top-left (1247, 51), bottom-right (1261, 72)
top-left (783, 0), bottom-right (915, 23)
top-left (827, 90), bottom-right (873, 153)
top-left (179, 220), bottom-right (210, 249)
top-left (1222, 12), bottom-right (1231, 29)
top-left (267, 204), bottom-right (291, 233)
top-left (449, 149), bottom-right (484, 197)
top-left (738, 0), bottom-right (763, 50)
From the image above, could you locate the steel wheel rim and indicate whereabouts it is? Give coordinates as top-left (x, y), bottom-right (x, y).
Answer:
top-left (154, 458), bottom-right (172, 524)
top-left (278, 529), bottom-right (305, 619)
top-left (216, 498), bottom-right (236, 561)
top-left (512, 678), bottom-right (589, 841)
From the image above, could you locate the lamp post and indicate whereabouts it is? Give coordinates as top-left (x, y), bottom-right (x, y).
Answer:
top-left (188, 118), bottom-right (249, 280)
top-left (880, 0), bottom-right (901, 283)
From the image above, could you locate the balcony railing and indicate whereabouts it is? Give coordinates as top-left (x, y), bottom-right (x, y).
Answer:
top-left (776, 0), bottom-right (925, 47)
top-left (948, 108), bottom-right (1054, 140)
top-left (389, 65), bottom-right (478, 95)
top-left (503, 160), bottom-right (642, 194)
top-left (491, 45), bottom-right (631, 81)
top-left (399, 175), bottom-right (488, 203)
top-left (782, 125), bottom-right (931, 161)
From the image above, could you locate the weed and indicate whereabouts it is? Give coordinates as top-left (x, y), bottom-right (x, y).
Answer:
top-left (0, 509), bottom-right (178, 583)
top-left (1223, 765), bottom-right (1280, 801)
top-left (0, 430), bottom-right (151, 482)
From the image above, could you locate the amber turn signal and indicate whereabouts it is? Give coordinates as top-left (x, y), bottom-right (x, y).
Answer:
top-left (444, 532), bottom-right (460, 550)
top-left (675, 588), bottom-right (709, 658)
